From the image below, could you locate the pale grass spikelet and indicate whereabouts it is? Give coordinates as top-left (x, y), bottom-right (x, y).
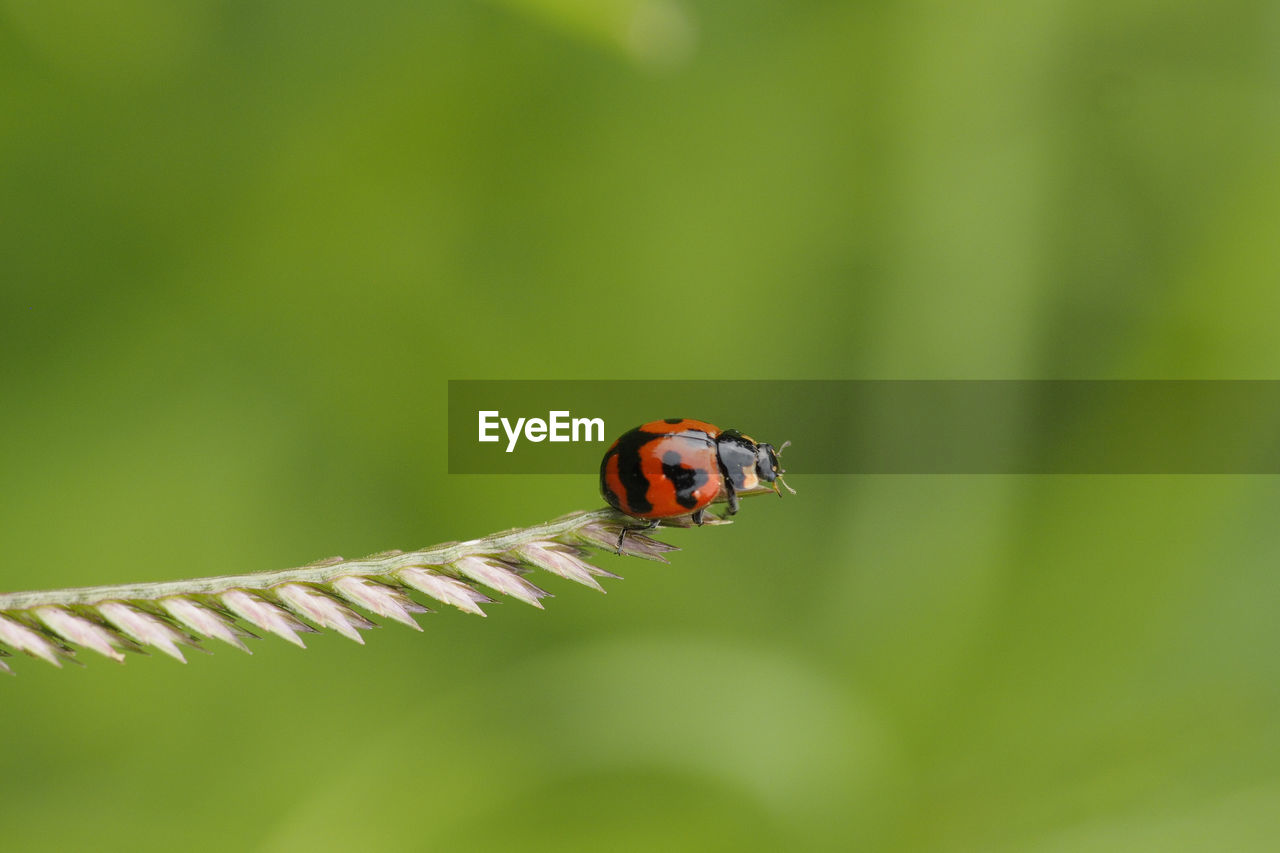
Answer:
top-left (97, 601), bottom-right (194, 663)
top-left (0, 499), bottom-right (770, 676)
top-left (574, 520), bottom-right (680, 561)
top-left (220, 590), bottom-right (314, 648)
top-left (514, 543), bottom-right (620, 593)
top-left (275, 584), bottom-right (375, 644)
top-left (449, 555), bottom-right (551, 609)
top-left (161, 597), bottom-right (255, 654)
top-left (332, 576), bottom-right (428, 631)
top-left (396, 568), bottom-right (493, 616)
top-left (0, 613), bottom-right (70, 668)
top-left (34, 607), bottom-right (130, 663)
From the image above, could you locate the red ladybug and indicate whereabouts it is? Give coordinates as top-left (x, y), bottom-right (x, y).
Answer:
top-left (600, 419), bottom-right (792, 535)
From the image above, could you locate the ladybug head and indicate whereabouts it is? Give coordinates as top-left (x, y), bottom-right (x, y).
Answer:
top-left (756, 440), bottom-right (796, 497)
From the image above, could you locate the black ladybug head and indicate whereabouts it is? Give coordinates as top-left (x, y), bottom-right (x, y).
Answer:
top-left (755, 440), bottom-right (795, 497)
top-left (755, 443), bottom-right (781, 483)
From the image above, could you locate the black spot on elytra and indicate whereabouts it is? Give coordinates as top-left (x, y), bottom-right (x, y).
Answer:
top-left (600, 428), bottom-right (662, 513)
top-left (661, 450), bottom-right (709, 509)
top-left (663, 418), bottom-right (683, 424)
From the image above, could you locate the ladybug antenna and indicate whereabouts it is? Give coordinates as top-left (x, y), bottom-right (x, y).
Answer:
top-left (773, 473), bottom-right (797, 497)
top-left (770, 441), bottom-right (796, 496)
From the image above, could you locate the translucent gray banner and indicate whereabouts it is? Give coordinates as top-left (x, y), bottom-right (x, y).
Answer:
top-left (448, 381), bottom-right (1280, 474)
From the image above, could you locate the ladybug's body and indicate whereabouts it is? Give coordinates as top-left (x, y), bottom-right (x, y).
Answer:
top-left (600, 418), bottom-right (789, 525)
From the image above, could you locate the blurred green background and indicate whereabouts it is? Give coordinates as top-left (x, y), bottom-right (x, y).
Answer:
top-left (3, 0), bottom-right (1280, 850)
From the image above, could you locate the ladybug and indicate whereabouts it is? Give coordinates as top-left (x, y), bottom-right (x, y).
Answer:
top-left (599, 419), bottom-right (792, 540)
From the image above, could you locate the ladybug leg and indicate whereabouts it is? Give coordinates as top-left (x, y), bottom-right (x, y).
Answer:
top-left (615, 518), bottom-right (661, 554)
top-left (691, 508), bottom-right (706, 526)
top-left (723, 478), bottom-right (740, 516)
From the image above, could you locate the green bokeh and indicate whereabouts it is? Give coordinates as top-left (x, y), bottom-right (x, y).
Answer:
top-left (2, 1), bottom-right (1279, 850)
